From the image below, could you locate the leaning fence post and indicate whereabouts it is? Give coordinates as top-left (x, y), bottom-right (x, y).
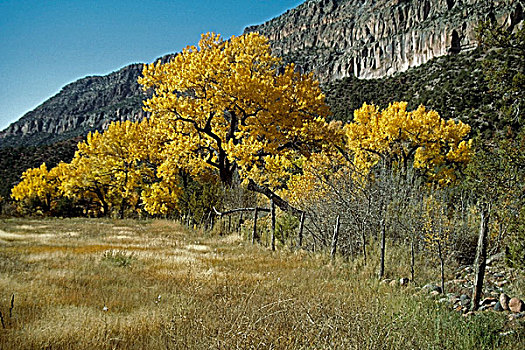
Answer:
top-left (471, 205), bottom-right (490, 311)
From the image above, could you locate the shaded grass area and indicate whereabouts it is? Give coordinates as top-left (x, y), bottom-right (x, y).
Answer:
top-left (0, 218), bottom-right (522, 349)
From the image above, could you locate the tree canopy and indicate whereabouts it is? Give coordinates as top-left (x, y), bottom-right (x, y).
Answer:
top-left (138, 32), bottom-right (335, 197)
top-left (11, 163), bottom-right (61, 213)
top-left (344, 102), bottom-right (472, 185)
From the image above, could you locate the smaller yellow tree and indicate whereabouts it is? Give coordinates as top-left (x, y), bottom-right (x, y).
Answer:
top-left (61, 119), bottom-right (169, 217)
top-left (11, 163), bottom-right (64, 213)
top-left (139, 159), bottom-right (182, 216)
top-left (344, 102), bottom-right (472, 184)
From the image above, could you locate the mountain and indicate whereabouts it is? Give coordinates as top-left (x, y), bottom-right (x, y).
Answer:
top-left (1, 0), bottom-right (522, 148)
top-left (0, 64), bottom-right (147, 148)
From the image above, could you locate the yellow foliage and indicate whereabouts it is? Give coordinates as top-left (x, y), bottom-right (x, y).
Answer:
top-left (344, 102), bottom-right (472, 184)
top-left (60, 118), bottom-right (179, 216)
top-left (11, 163), bottom-right (63, 211)
top-left (282, 102), bottom-right (472, 209)
top-left (285, 149), bottom-right (348, 207)
top-left (139, 32), bottom-right (335, 190)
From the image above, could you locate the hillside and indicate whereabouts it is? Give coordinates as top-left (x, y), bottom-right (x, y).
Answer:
top-left (325, 48), bottom-right (508, 135)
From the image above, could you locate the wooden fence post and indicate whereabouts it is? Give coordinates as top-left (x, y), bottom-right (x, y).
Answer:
top-left (472, 205), bottom-right (490, 311)
top-left (297, 211), bottom-right (305, 248)
top-left (331, 215), bottom-right (340, 259)
top-left (271, 200), bottom-right (276, 251)
top-left (252, 208), bottom-right (259, 244)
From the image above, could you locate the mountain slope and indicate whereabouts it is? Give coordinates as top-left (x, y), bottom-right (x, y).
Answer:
top-left (1, 0), bottom-right (522, 148)
top-left (0, 64), bottom-right (147, 148)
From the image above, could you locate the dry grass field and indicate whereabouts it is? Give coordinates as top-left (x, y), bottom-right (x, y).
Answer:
top-left (0, 218), bottom-right (522, 349)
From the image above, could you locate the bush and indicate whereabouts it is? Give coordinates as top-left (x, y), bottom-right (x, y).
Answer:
top-left (505, 207), bottom-right (525, 269)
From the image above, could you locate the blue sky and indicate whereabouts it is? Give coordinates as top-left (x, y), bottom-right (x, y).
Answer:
top-left (0, 0), bottom-right (304, 131)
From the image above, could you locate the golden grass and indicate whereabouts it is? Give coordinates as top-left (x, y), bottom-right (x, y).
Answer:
top-left (0, 218), bottom-right (522, 349)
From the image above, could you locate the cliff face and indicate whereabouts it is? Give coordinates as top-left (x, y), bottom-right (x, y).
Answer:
top-left (246, 0), bottom-right (524, 81)
top-left (0, 64), bottom-right (147, 147)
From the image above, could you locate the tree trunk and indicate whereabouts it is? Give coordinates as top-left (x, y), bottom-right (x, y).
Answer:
top-left (119, 198), bottom-right (126, 219)
top-left (362, 229), bottom-right (367, 265)
top-left (94, 187), bottom-right (109, 216)
top-left (471, 205), bottom-right (490, 311)
top-left (101, 200), bottom-right (109, 217)
top-left (247, 179), bottom-right (303, 217)
top-left (438, 241), bottom-right (445, 294)
top-left (119, 168), bottom-right (129, 219)
top-left (238, 212), bottom-right (243, 233)
top-left (218, 149), bottom-right (235, 186)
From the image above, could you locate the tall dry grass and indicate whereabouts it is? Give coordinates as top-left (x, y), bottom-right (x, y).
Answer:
top-left (0, 218), bottom-right (521, 349)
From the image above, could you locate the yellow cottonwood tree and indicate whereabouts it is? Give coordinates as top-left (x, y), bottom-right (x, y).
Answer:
top-left (139, 32), bottom-right (334, 213)
top-left (344, 102), bottom-right (472, 184)
top-left (11, 163), bottom-right (64, 212)
top-left (285, 145), bottom-right (348, 207)
top-left (284, 102), bottom-right (473, 207)
top-left (61, 119), bottom-right (175, 217)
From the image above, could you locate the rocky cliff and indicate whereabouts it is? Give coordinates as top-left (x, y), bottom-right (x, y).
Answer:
top-left (246, 0), bottom-right (524, 81)
top-left (0, 64), bottom-right (147, 148)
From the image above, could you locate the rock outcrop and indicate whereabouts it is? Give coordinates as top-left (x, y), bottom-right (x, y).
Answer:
top-left (246, 0), bottom-right (524, 81)
top-left (0, 64), bottom-right (147, 147)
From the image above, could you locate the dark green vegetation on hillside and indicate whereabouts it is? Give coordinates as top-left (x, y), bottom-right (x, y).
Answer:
top-left (325, 48), bottom-right (521, 137)
top-left (0, 138), bottom-right (81, 201)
